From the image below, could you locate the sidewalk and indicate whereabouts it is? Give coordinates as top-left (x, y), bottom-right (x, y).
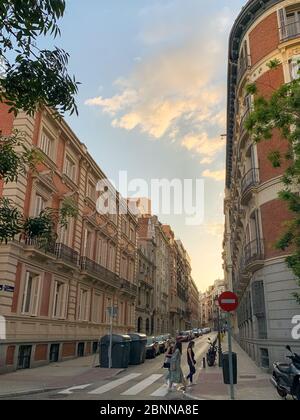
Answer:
top-left (0, 355), bottom-right (123, 398)
top-left (185, 337), bottom-right (280, 400)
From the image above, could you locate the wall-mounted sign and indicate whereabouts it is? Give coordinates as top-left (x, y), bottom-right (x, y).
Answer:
top-left (0, 285), bottom-right (15, 293)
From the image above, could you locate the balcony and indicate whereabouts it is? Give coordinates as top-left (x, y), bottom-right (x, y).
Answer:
top-left (120, 278), bottom-right (138, 297)
top-left (237, 55), bottom-right (251, 87)
top-left (280, 20), bottom-right (300, 42)
top-left (243, 238), bottom-right (264, 272)
top-left (80, 256), bottom-right (120, 289)
top-left (239, 108), bottom-right (251, 142)
top-left (241, 168), bottom-right (259, 203)
top-left (55, 243), bottom-right (79, 267)
top-left (23, 237), bottom-right (56, 260)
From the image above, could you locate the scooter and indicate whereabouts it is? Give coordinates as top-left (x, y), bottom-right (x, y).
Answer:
top-left (270, 345), bottom-right (300, 400)
top-left (206, 338), bottom-right (218, 367)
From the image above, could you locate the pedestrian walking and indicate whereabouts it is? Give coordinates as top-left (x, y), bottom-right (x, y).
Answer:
top-left (163, 340), bottom-right (174, 385)
top-left (168, 341), bottom-right (186, 392)
top-left (186, 341), bottom-right (196, 386)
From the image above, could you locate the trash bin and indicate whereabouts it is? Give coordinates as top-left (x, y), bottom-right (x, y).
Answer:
top-left (222, 352), bottom-right (237, 385)
top-left (128, 333), bottom-right (147, 365)
top-left (99, 334), bottom-right (131, 368)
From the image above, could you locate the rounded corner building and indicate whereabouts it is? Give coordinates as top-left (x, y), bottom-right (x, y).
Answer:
top-left (223, 0), bottom-right (300, 369)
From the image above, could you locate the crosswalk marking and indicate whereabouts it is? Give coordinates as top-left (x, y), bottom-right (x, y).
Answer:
top-left (121, 374), bottom-right (163, 396)
top-left (89, 373), bottom-right (141, 395)
top-left (150, 384), bottom-right (169, 397)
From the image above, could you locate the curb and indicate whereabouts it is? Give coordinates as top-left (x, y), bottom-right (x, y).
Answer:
top-left (0, 387), bottom-right (64, 399)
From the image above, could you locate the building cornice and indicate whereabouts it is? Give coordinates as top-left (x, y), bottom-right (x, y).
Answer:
top-left (226, 0), bottom-right (283, 188)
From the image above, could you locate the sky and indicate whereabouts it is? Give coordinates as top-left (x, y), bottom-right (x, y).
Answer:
top-left (50, 0), bottom-right (246, 292)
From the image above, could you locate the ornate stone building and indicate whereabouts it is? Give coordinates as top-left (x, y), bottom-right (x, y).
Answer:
top-left (223, 0), bottom-right (300, 368)
top-left (0, 105), bottom-right (138, 373)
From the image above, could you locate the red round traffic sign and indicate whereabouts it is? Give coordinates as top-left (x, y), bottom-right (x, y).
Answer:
top-left (218, 291), bottom-right (239, 312)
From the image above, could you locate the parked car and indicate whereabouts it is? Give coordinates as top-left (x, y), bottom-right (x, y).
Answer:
top-left (176, 331), bottom-right (190, 342)
top-left (156, 336), bottom-right (166, 354)
top-left (146, 337), bottom-right (159, 359)
top-left (202, 327), bottom-right (211, 334)
top-left (192, 328), bottom-right (200, 338)
top-left (197, 328), bottom-right (203, 336)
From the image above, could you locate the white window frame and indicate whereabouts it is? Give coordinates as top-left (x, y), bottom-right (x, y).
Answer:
top-left (64, 154), bottom-right (76, 181)
top-left (21, 271), bottom-right (41, 316)
top-left (52, 280), bottom-right (68, 319)
top-left (78, 287), bottom-right (91, 321)
top-left (39, 130), bottom-right (54, 159)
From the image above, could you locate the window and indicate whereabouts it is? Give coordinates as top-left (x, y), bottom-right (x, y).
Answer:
top-left (59, 218), bottom-right (73, 246)
top-left (130, 226), bottom-right (135, 242)
top-left (87, 180), bottom-right (96, 201)
top-left (34, 194), bottom-right (46, 217)
top-left (84, 229), bottom-right (93, 259)
top-left (64, 155), bottom-right (76, 181)
top-left (260, 348), bottom-right (270, 368)
top-left (53, 280), bottom-right (68, 319)
top-left (105, 297), bottom-right (113, 323)
top-left (21, 272), bottom-right (41, 316)
top-left (278, 6), bottom-right (300, 40)
top-left (107, 244), bottom-right (116, 272)
top-left (118, 301), bottom-right (125, 325)
top-left (121, 256), bottom-right (128, 279)
top-left (78, 288), bottom-right (90, 321)
top-left (92, 293), bottom-right (103, 323)
top-left (40, 131), bottom-right (53, 158)
top-left (128, 260), bottom-right (134, 282)
top-left (289, 56), bottom-right (300, 80)
top-left (101, 239), bottom-right (108, 267)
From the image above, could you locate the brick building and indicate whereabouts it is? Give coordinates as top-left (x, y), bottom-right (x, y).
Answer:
top-left (223, 0), bottom-right (300, 368)
top-left (0, 106), bottom-right (138, 373)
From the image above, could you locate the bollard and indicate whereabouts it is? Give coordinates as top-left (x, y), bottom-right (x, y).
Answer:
top-left (203, 357), bottom-right (206, 369)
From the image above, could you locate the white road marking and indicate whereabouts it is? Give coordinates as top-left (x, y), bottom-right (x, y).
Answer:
top-left (59, 384), bottom-right (92, 394)
top-left (121, 374), bottom-right (163, 396)
top-left (89, 373), bottom-right (141, 395)
top-left (150, 384), bottom-right (169, 397)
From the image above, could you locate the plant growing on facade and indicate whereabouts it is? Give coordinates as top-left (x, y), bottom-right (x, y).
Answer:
top-left (245, 60), bottom-right (300, 304)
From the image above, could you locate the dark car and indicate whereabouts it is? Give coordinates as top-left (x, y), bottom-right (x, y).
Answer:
top-left (146, 337), bottom-right (159, 359)
top-left (192, 328), bottom-right (200, 338)
top-left (156, 335), bottom-right (166, 354)
top-left (176, 331), bottom-right (190, 343)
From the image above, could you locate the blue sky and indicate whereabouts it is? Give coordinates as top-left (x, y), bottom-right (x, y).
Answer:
top-left (51, 0), bottom-right (246, 291)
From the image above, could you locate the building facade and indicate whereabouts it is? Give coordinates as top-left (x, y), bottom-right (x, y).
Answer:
top-left (224, 0), bottom-right (300, 368)
top-left (136, 217), bottom-right (156, 335)
top-left (0, 106), bottom-right (138, 373)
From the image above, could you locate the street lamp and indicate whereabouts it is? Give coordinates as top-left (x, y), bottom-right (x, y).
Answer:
top-left (214, 296), bottom-right (223, 367)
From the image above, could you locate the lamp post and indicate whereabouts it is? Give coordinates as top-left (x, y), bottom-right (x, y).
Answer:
top-left (214, 296), bottom-right (223, 367)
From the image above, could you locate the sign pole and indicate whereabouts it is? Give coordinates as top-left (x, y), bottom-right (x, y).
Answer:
top-left (227, 312), bottom-right (235, 400)
top-left (108, 307), bottom-right (113, 369)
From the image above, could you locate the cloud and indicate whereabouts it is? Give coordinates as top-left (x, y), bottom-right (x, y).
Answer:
top-left (203, 223), bottom-right (224, 237)
top-left (85, 3), bottom-right (234, 164)
top-left (202, 169), bottom-right (225, 182)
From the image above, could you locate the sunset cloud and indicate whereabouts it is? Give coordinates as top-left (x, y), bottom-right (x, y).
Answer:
top-left (202, 169), bottom-right (226, 182)
top-left (85, 3), bottom-right (234, 165)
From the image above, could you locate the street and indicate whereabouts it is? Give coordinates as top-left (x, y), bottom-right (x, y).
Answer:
top-left (2, 335), bottom-right (214, 401)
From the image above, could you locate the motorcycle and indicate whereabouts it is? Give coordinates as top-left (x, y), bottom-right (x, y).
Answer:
top-left (206, 338), bottom-right (218, 367)
top-left (270, 345), bottom-right (300, 400)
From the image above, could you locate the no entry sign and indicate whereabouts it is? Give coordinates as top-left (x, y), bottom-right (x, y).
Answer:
top-left (218, 291), bottom-right (239, 312)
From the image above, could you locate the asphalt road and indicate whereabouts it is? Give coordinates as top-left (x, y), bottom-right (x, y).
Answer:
top-left (6, 334), bottom-right (215, 401)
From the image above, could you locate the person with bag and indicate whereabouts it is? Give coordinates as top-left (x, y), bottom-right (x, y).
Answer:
top-left (186, 341), bottom-right (196, 386)
top-left (163, 340), bottom-right (174, 385)
top-left (168, 341), bottom-right (186, 392)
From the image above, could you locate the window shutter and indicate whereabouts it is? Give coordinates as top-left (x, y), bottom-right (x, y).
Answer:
top-left (21, 272), bottom-right (31, 313)
top-left (52, 280), bottom-right (58, 317)
top-left (61, 284), bottom-right (68, 319)
top-left (278, 8), bottom-right (287, 40)
top-left (290, 56), bottom-right (300, 80)
top-left (31, 276), bottom-right (41, 316)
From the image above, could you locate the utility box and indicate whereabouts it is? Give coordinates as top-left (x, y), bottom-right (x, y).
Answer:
top-left (128, 333), bottom-right (147, 365)
top-left (99, 334), bottom-right (131, 368)
top-left (222, 352), bottom-right (237, 385)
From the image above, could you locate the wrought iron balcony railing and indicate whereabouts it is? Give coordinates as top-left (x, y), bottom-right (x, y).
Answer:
top-left (243, 238), bottom-right (264, 269)
top-left (237, 55), bottom-right (251, 85)
top-left (280, 20), bottom-right (300, 42)
top-left (80, 256), bottom-right (120, 288)
top-left (55, 243), bottom-right (79, 266)
top-left (241, 168), bottom-right (259, 196)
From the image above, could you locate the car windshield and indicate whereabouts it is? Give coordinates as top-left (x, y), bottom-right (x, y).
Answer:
top-left (156, 336), bottom-right (163, 341)
top-left (147, 338), bottom-right (153, 345)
